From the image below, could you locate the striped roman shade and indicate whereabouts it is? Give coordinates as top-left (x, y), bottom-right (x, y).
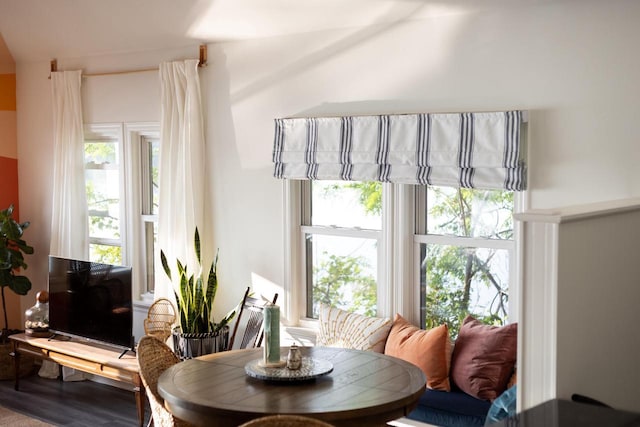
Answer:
top-left (273, 111), bottom-right (526, 190)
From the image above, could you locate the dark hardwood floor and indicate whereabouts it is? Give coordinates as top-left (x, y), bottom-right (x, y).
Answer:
top-left (0, 372), bottom-right (151, 426)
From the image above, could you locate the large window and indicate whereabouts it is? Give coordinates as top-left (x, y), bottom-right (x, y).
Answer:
top-left (84, 123), bottom-right (160, 299)
top-left (291, 181), bottom-right (519, 336)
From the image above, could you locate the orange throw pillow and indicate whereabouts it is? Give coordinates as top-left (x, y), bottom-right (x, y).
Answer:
top-left (384, 314), bottom-right (452, 391)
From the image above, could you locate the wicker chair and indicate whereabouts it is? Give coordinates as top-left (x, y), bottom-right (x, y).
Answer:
top-left (144, 298), bottom-right (177, 343)
top-left (227, 287), bottom-right (278, 351)
top-left (136, 336), bottom-right (192, 427)
top-left (238, 415), bottom-right (334, 427)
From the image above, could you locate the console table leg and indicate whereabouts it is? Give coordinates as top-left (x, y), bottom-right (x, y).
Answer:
top-left (11, 347), bottom-right (20, 391)
top-left (134, 374), bottom-right (145, 427)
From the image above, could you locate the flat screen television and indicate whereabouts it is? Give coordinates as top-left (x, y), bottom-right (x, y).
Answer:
top-left (48, 256), bottom-right (134, 352)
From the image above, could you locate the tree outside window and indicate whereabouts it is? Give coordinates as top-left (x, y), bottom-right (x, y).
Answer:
top-left (303, 181), bottom-right (514, 338)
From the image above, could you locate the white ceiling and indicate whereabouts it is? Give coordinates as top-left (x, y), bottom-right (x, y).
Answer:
top-left (0, 0), bottom-right (537, 64)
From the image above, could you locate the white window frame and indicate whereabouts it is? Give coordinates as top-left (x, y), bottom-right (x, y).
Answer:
top-left (284, 180), bottom-right (525, 329)
top-left (84, 122), bottom-right (160, 303)
top-left (84, 123), bottom-right (127, 263)
top-left (124, 123), bottom-right (160, 301)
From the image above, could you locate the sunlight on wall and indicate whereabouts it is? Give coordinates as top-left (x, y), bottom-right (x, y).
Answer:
top-left (187, 1), bottom-right (467, 41)
top-left (250, 272), bottom-right (284, 311)
top-left (219, 8), bottom-right (468, 171)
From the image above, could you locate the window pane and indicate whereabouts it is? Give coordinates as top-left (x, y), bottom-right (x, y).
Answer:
top-left (142, 138), bottom-right (160, 215)
top-left (90, 243), bottom-right (122, 265)
top-left (144, 221), bottom-right (157, 293)
top-left (426, 187), bottom-right (513, 239)
top-left (420, 243), bottom-right (509, 337)
top-left (311, 181), bottom-right (381, 230)
top-left (306, 234), bottom-right (378, 318)
top-left (85, 141), bottom-right (121, 241)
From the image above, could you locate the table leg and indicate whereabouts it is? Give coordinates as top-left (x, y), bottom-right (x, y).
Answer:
top-left (133, 374), bottom-right (145, 427)
top-left (11, 347), bottom-right (20, 391)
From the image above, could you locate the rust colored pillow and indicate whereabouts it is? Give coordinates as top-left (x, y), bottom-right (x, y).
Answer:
top-left (450, 315), bottom-right (517, 401)
top-left (384, 314), bottom-right (452, 391)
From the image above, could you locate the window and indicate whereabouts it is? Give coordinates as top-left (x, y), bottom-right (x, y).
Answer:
top-left (84, 125), bottom-right (124, 265)
top-left (133, 128), bottom-right (160, 295)
top-left (301, 180), bottom-right (382, 318)
top-left (415, 186), bottom-right (515, 337)
top-left (84, 123), bottom-right (160, 300)
top-left (288, 181), bottom-right (519, 335)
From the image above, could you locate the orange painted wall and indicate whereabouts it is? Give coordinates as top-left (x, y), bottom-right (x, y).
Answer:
top-left (0, 44), bottom-right (22, 330)
top-left (0, 73), bottom-right (16, 111)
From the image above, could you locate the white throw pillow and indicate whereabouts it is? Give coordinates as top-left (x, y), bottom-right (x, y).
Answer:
top-left (317, 304), bottom-right (392, 353)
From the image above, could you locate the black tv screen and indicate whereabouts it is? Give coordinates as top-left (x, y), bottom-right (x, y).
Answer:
top-left (48, 256), bottom-right (133, 350)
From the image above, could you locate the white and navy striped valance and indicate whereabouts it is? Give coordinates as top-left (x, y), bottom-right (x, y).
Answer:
top-left (273, 111), bottom-right (527, 191)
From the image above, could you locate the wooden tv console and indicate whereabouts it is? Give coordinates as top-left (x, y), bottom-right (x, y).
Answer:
top-left (9, 333), bottom-right (144, 427)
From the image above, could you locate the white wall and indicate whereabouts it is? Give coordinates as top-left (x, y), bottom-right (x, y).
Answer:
top-left (517, 200), bottom-right (640, 413)
top-left (556, 207), bottom-right (640, 412)
top-left (15, 0), bottom-right (640, 410)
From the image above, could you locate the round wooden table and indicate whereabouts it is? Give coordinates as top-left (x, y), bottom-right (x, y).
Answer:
top-left (158, 346), bottom-right (426, 427)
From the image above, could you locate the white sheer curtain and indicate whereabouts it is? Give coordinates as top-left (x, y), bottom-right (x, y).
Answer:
top-left (156, 59), bottom-right (205, 301)
top-left (50, 70), bottom-right (89, 260)
top-left (47, 70), bottom-right (89, 381)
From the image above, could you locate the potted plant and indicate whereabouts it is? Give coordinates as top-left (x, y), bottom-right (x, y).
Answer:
top-left (160, 227), bottom-right (235, 359)
top-left (0, 204), bottom-right (35, 379)
top-left (0, 204), bottom-right (34, 341)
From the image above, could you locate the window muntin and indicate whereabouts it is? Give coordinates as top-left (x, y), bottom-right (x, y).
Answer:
top-left (303, 181), bottom-right (382, 319)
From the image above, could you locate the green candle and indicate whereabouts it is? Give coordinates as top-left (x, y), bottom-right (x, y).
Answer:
top-left (263, 303), bottom-right (281, 365)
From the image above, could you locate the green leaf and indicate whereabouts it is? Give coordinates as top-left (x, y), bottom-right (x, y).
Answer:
top-left (160, 250), bottom-right (172, 279)
top-left (10, 275), bottom-right (31, 295)
top-left (194, 228), bottom-right (201, 265)
top-left (205, 251), bottom-right (218, 311)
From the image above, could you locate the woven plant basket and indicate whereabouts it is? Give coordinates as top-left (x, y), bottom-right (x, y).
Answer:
top-left (172, 326), bottom-right (229, 360)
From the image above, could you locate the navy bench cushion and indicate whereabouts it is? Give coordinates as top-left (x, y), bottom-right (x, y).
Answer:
top-left (407, 388), bottom-right (492, 427)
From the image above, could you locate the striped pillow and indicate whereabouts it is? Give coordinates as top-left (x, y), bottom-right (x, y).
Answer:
top-left (317, 305), bottom-right (392, 353)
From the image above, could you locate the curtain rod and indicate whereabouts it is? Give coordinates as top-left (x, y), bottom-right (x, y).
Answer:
top-left (281, 110), bottom-right (529, 123)
top-left (49, 44), bottom-right (207, 79)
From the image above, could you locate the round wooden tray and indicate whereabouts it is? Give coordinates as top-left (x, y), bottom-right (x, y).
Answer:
top-left (244, 357), bottom-right (333, 382)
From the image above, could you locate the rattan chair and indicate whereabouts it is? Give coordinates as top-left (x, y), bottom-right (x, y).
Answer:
top-left (144, 298), bottom-right (177, 343)
top-left (136, 336), bottom-right (193, 427)
top-left (227, 287), bottom-right (278, 351)
top-left (238, 415), bottom-right (334, 427)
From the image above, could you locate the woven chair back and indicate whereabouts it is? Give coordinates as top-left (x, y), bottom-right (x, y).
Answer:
top-left (137, 336), bottom-right (191, 427)
top-left (238, 415), bottom-right (335, 426)
top-left (144, 298), bottom-right (177, 342)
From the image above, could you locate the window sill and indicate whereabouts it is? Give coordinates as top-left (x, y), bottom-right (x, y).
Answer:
top-left (283, 325), bottom-right (317, 347)
top-left (133, 296), bottom-right (153, 310)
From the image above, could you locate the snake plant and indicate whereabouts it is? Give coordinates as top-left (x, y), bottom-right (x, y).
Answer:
top-left (160, 228), bottom-right (234, 335)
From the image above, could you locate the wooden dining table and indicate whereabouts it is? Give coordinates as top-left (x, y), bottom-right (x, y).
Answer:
top-left (157, 346), bottom-right (426, 426)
